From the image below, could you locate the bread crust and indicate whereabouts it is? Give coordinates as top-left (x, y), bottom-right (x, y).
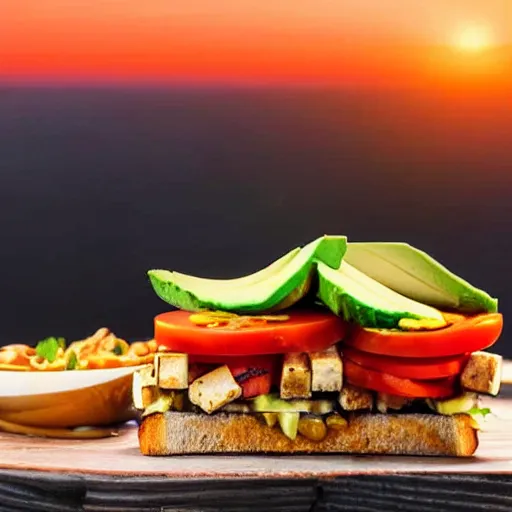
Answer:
top-left (138, 412), bottom-right (478, 457)
top-left (138, 412), bottom-right (168, 456)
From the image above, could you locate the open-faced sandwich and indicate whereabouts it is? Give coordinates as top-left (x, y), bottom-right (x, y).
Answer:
top-left (133, 236), bottom-right (503, 457)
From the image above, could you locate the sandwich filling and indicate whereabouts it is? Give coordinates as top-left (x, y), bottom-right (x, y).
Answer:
top-left (133, 310), bottom-right (501, 443)
top-left (135, 236), bottom-right (502, 447)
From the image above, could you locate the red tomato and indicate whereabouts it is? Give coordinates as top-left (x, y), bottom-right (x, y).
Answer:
top-left (344, 359), bottom-right (456, 398)
top-left (342, 347), bottom-right (469, 380)
top-left (226, 355), bottom-right (280, 396)
top-left (188, 354), bottom-right (278, 366)
top-left (189, 355), bottom-right (279, 397)
top-left (239, 374), bottom-right (272, 398)
top-left (345, 313), bottom-right (502, 358)
top-left (155, 309), bottom-right (347, 355)
top-left (231, 370), bottom-right (273, 398)
top-left (225, 356), bottom-right (277, 376)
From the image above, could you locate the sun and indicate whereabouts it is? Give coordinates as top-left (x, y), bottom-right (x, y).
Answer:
top-left (454, 26), bottom-right (494, 52)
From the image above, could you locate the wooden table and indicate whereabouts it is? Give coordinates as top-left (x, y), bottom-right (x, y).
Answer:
top-left (1, 393), bottom-right (511, 511)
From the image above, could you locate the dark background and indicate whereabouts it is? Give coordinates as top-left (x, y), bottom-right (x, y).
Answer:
top-left (0, 84), bottom-right (510, 355)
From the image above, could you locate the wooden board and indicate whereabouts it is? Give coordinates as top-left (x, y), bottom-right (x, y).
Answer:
top-left (0, 470), bottom-right (510, 512)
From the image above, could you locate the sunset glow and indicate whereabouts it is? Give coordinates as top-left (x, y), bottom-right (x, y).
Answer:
top-left (1, 1), bottom-right (510, 86)
top-left (455, 26), bottom-right (495, 52)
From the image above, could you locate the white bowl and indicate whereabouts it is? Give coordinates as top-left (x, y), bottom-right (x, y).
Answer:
top-left (0, 366), bottom-right (145, 428)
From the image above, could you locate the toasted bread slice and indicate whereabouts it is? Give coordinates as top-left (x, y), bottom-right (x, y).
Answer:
top-left (138, 411), bottom-right (478, 457)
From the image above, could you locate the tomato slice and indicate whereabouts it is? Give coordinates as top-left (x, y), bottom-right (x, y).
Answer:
top-left (188, 355), bottom-right (279, 397)
top-left (345, 313), bottom-right (502, 358)
top-left (230, 368), bottom-right (273, 398)
top-left (344, 359), bottom-right (456, 398)
top-left (155, 309), bottom-right (347, 355)
top-left (226, 355), bottom-right (280, 394)
top-left (343, 347), bottom-right (469, 380)
top-left (188, 354), bottom-right (278, 366)
top-left (224, 356), bottom-right (277, 375)
top-left (241, 374), bottom-right (272, 398)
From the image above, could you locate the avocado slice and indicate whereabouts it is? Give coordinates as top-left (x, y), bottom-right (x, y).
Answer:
top-left (262, 412), bottom-right (278, 427)
top-left (141, 391), bottom-right (184, 417)
top-left (317, 260), bottom-right (446, 329)
top-left (344, 242), bottom-right (498, 314)
top-left (148, 235), bottom-right (347, 313)
top-left (252, 394), bottom-right (335, 414)
top-left (172, 246), bottom-right (300, 290)
top-left (427, 393), bottom-right (478, 415)
top-left (278, 412), bottom-right (300, 440)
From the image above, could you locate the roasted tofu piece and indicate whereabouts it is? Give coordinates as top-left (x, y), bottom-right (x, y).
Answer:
top-left (309, 346), bottom-right (343, 392)
top-left (280, 352), bottom-right (312, 399)
top-left (132, 364), bottom-right (157, 410)
top-left (338, 383), bottom-right (373, 411)
top-left (461, 351), bottom-right (502, 396)
top-left (376, 393), bottom-right (411, 413)
top-left (189, 365), bottom-right (242, 414)
top-left (155, 352), bottom-right (188, 390)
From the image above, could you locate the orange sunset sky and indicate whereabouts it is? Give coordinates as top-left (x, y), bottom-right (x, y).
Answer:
top-left (1, 1), bottom-right (511, 85)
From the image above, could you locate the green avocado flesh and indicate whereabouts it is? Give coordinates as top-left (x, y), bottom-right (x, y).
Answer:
top-left (148, 235), bottom-right (347, 313)
top-left (343, 242), bottom-right (498, 314)
top-left (317, 261), bottom-right (446, 329)
top-left (428, 393), bottom-right (478, 415)
top-left (252, 394), bottom-right (334, 414)
top-left (278, 412), bottom-right (300, 441)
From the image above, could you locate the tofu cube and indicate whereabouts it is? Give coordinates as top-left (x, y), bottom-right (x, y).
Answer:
top-left (188, 365), bottom-right (242, 414)
top-left (280, 352), bottom-right (312, 399)
top-left (156, 352), bottom-right (188, 389)
top-left (461, 351), bottom-right (503, 396)
top-left (141, 387), bottom-right (160, 409)
top-left (309, 346), bottom-right (343, 392)
top-left (376, 393), bottom-right (411, 414)
top-left (338, 383), bottom-right (373, 411)
top-left (132, 364), bottom-right (157, 409)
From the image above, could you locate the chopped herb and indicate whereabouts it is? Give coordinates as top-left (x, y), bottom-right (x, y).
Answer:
top-left (112, 343), bottom-right (124, 356)
top-left (466, 407), bottom-right (492, 431)
top-left (66, 350), bottom-right (78, 370)
top-left (35, 337), bottom-right (66, 363)
top-left (467, 407), bottom-right (491, 418)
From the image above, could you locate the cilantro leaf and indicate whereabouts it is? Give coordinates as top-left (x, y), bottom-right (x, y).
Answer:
top-left (467, 407), bottom-right (491, 418)
top-left (35, 337), bottom-right (66, 363)
top-left (66, 350), bottom-right (78, 370)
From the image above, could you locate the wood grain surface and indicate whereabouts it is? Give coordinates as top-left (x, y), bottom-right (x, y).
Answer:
top-left (0, 383), bottom-right (510, 511)
top-left (0, 470), bottom-right (511, 511)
